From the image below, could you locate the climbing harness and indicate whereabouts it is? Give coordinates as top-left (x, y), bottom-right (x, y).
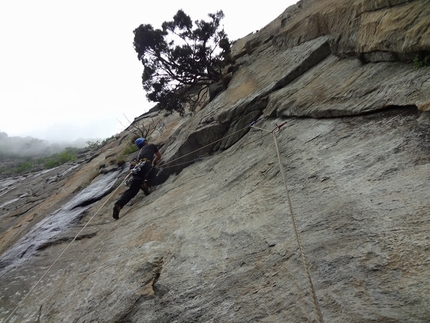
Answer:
top-left (132, 158), bottom-right (151, 175)
top-left (251, 118), bottom-right (325, 323)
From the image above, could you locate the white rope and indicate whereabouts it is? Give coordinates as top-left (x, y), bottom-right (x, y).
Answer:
top-left (5, 173), bottom-right (131, 323)
top-left (252, 123), bottom-right (325, 323)
top-left (7, 117), bottom-right (324, 322)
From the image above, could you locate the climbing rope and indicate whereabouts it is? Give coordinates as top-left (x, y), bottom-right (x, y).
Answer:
top-left (7, 116), bottom-right (324, 322)
top-left (5, 121), bottom-right (258, 321)
top-left (4, 172), bottom-right (131, 323)
top-left (6, 120), bottom-right (259, 321)
top-left (251, 120), bottom-right (325, 323)
top-left (161, 130), bottom-right (272, 171)
top-left (161, 123), bottom-right (253, 169)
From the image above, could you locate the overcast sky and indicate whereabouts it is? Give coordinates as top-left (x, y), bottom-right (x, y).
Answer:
top-left (0, 1), bottom-right (298, 142)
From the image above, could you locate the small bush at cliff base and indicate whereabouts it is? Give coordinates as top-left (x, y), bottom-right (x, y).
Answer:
top-left (122, 142), bottom-right (138, 156)
top-left (16, 161), bottom-right (34, 173)
top-left (43, 152), bottom-right (76, 168)
top-left (413, 54), bottom-right (430, 68)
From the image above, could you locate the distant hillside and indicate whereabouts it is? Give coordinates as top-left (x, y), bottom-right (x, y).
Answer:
top-left (0, 132), bottom-right (101, 177)
top-left (0, 132), bottom-right (93, 159)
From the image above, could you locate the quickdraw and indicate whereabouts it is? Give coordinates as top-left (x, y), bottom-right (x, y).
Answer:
top-left (272, 121), bottom-right (288, 133)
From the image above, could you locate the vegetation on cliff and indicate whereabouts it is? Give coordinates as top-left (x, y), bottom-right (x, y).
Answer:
top-left (133, 10), bottom-right (234, 114)
top-left (0, 136), bottom-right (112, 176)
top-left (413, 53), bottom-right (430, 68)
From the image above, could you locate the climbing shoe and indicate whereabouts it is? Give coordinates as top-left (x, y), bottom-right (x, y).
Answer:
top-left (142, 181), bottom-right (150, 196)
top-left (112, 204), bottom-right (122, 220)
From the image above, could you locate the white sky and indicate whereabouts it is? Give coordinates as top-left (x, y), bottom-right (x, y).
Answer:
top-left (0, 1), bottom-right (298, 142)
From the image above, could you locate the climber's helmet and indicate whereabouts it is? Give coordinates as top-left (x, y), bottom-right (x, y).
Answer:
top-left (135, 138), bottom-right (146, 149)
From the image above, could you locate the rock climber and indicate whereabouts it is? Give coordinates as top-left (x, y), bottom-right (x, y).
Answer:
top-left (113, 137), bottom-right (162, 220)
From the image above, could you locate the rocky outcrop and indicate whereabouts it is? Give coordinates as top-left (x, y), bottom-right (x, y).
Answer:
top-left (1, 1), bottom-right (430, 322)
top-left (237, 0), bottom-right (430, 61)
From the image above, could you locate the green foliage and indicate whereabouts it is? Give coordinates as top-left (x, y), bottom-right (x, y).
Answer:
top-left (43, 149), bottom-right (77, 168)
top-left (133, 10), bottom-right (234, 114)
top-left (0, 134), bottom-right (118, 177)
top-left (0, 147), bottom-right (80, 176)
top-left (16, 161), bottom-right (34, 173)
top-left (413, 54), bottom-right (430, 68)
top-left (122, 141), bottom-right (139, 156)
top-left (86, 139), bottom-right (102, 150)
top-left (44, 158), bottom-right (59, 169)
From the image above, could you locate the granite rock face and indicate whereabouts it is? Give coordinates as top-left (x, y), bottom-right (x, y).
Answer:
top-left (1, 1), bottom-right (430, 322)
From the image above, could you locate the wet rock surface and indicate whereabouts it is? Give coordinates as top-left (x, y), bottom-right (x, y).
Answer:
top-left (0, 168), bottom-right (125, 274)
top-left (1, 1), bottom-right (430, 322)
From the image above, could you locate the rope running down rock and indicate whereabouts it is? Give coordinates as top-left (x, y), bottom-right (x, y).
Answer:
top-left (8, 117), bottom-right (323, 322)
top-left (252, 121), bottom-right (325, 323)
top-left (5, 173), bottom-right (132, 323)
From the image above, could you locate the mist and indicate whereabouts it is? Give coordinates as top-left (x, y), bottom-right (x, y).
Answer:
top-left (0, 131), bottom-right (94, 159)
